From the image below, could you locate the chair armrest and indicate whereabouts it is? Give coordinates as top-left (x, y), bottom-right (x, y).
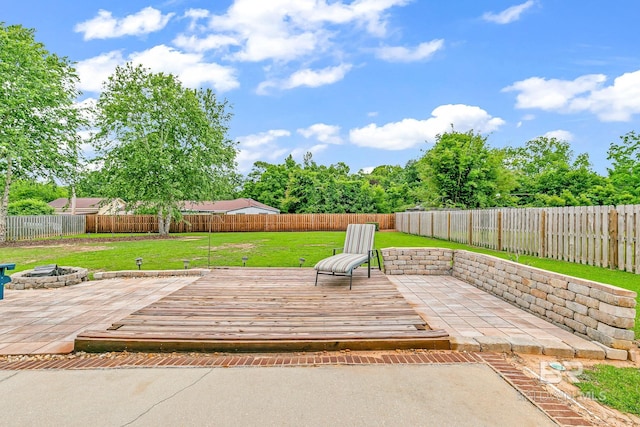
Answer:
top-left (332, 247), bottom-right (343, 255)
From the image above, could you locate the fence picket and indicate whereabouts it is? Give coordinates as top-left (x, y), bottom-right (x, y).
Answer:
top-left (398, 204), bottom-right (640, 274)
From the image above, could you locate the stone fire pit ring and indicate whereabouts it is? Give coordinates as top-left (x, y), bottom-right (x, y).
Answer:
top-left (8, 266), bottom-right (89, 290)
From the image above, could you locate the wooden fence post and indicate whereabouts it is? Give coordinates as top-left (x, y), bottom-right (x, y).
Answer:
top-left (468, 211), bottom-right (473, 245)
top-left (609, 208), bottom-right (618, 269)
top-left (497, 211), bottom-right (503, 252)
top-left (447, 212), bottom-right (452, 241)
top-left (540, 210), bottom-right (547, 258)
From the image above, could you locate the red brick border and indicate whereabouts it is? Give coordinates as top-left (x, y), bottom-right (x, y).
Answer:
top-left (480, 353), bottom-right (593, 427)
top-left (0, 350), bottom-right (593, 426)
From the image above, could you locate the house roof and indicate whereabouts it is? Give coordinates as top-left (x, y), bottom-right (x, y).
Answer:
top-left (182, 198), bottom-right (279, 213)
top-left (48, 198), bottom-right (105, 209)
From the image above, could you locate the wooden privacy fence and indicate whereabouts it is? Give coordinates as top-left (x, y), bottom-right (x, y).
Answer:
top-left (396, 205), bottom-right (640, 273)
top-left (6, 215), bottom-right (86, 241)
top-left (85, 213), bottom-right (395, 233)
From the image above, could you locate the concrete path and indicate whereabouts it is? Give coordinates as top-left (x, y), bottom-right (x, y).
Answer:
top-left (0, 364), bottom-right (556, 427)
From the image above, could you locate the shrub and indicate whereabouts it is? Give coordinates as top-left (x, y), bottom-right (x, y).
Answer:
top-left (8, 199), bottom-right (55, 215)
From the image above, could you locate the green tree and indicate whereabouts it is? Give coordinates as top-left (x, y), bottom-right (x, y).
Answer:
top-left (7, 199), bottom-right (54, 215)
top-left (0, 24), bottom-right (85, 241)
top-left (417, 130), bottom-right (511, 208)
top-left (241, 156), bottom-right (299, 211)
top-left (607, 131), bottom-right (640, 203)
top-left (506, 137), bottom-right (607, 206)
top-left (8, 179), bottom-right (67, 203)
top-left (74, 170), bottom-right (109, 197)
top-left (92, 63), bottom-right (237, 234)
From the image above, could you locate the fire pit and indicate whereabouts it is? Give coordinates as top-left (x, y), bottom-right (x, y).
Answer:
top-left (8, 265), bottom-right (88, 290)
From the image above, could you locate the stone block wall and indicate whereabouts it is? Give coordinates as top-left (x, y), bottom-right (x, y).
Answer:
top-left (381, 247), bottom-right (453, 275)
top-left (381, 248), bottom-right (637, 351)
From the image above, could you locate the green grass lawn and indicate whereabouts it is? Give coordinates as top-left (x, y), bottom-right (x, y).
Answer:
top-left (575, 365), bottom-right (640, 416)
top-left (1, 231), bottom-right (638, 337)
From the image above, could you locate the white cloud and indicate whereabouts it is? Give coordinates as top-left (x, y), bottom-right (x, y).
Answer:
top-left (571, 70), bottom-right (640, 121)
top-left (77, 46), bottom-right (239, 93)
top-left (543, 130), bottom-right (574, 141)
top-left (75, 7), bottom-right (174, 40)
top-left (183, 8), bottom-right (210, 31)
top-left (375, 39), bottom-right (444, 62)
top-left (257, 64), bottom-right (352, 94)
top-left (297, 123), bottom-right (342, 144)
top-left (238, 129), bottom-right (291, 148)
top-left (76, 51), bottom-right (125, 92)
top-left (360, 166), bottom-right (375, 174)
top-left (503, 74), bottom-right (606, 110)
top-left (201, 0), bottom-right (409, 63)
top-left (130, 45), bottom-right (239, 92)
top-left (482, 1), bottom-right (536, 24)
top-left (290, 144), bottom-right (329, 160)
top-left (349, 104), bottom-right (505, 150)
top-left (236, 130), bottom-right (291, 172)
top-left (504, 70), bottom-right (640, 122)
top-left (173, 34), bottom-right (240, 53)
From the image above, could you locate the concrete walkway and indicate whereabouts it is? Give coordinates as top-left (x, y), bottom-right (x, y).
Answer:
top-left (0, 364), bottom-right (556, 427)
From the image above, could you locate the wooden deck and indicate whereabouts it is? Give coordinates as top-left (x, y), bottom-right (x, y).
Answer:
top-left (75, 268), bottom-right (449, 353)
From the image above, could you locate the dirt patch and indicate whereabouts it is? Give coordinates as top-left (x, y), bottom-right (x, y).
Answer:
top-left (18, 244), bottom-right (112, 252)
top-left (1, 235), bottom-right (180, 248)
top-left (200, 243), bottom-right (256, 251)
top-left (510, 353), bottom-right (640, 426)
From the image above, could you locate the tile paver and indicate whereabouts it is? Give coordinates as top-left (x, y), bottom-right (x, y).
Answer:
top-left (389, 275), bottom-right (607, 359)
top-left (0, 276), bottom-right (199, 355)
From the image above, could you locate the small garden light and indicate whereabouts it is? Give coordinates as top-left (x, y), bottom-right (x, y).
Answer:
top-left (182, 259), bottom-right (190, 270)
top-left (242, 256), bottom-right (248, 267)
top-left (299, 257), bottom-right (305, 267)
top-left (135, 257), bottom-right (143, 270)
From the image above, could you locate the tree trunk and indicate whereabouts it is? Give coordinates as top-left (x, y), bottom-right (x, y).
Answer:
top-left (0, 156), bottom-right (13, 243)
top-left (157, 207), bottom-right (171, 235)
top-left (164, 214), bottom-right (171, 235)
top-left (158, 208), bottom-right (166, 235)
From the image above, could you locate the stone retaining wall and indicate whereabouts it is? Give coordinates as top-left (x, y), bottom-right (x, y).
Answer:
top-left (381, 247), bottom-right (637, 351)
top-left (9, 267), bottom-right (88, 289)
top-left (93, 269), bottom-right (209, 280)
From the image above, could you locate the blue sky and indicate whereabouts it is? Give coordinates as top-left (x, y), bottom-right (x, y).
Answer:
top-left (5, 1), bottom-right (640, 175)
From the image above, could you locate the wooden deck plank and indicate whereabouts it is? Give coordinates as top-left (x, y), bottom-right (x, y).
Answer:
top-left (75, 268), bottom-right (449, 353)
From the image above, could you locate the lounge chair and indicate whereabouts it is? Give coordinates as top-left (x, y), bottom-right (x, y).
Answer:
top-left (314, 223), bottom-right (381, 289)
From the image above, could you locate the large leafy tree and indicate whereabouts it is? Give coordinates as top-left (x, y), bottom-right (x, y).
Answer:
top-left (93, 63), bottom-right (237, 234)
top-left (418, 130), bottom-right (512, 208)
top-left (241, 156), bottom-right (299, 211)
top-left (0, 24), bottom-right (84, 241)
top-left (505, 137), bottom-right (607, 206)
top-left (607, 131), bottom-right (640, 203)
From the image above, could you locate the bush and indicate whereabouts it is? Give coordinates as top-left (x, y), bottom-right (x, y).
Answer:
top-left (8, 199), bottom-right (55, 215)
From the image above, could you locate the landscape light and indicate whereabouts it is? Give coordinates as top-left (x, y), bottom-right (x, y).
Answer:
top-left (299, 257), bottom-right (305, 267)
top-left (182, 259), bottom-right (190, 270)
top-left (242, 256), bottom-right (248, 267)
top-left (135, 257), bottom-right (143, 270)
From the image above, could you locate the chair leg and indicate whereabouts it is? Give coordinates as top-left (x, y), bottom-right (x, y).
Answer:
top-left (315, 271), bottom-right (319, 286)
top-left (349, 274), bottom-right (352, 290)
top-left (375, 249), bottom-right (381, 271)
